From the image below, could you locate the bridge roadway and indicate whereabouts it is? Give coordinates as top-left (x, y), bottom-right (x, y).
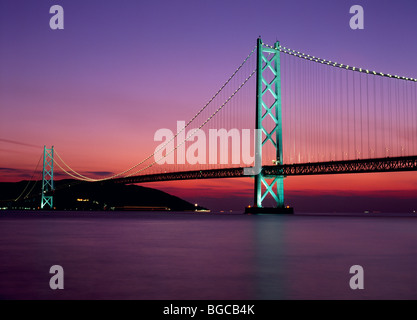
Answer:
top-left (112, 155), bottom-right (417, 184)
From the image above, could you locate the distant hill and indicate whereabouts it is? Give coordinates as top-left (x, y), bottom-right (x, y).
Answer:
top-left (0, 180), bottom-right (207, 211)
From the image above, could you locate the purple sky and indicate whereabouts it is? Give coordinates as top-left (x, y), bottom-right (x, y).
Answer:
top-left (1, 0), bottom-right (416, 212)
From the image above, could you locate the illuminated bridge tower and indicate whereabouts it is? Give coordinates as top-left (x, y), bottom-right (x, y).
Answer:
top-left (41, 145), bottom-right (54, 209)
top-left (246, 38), bottom-right (293, 214)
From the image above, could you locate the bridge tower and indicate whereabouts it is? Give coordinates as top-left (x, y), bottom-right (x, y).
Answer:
top-left (41, 145), bottom-right (54, 209)
top-left (246, 38), bottom-right (293, 214)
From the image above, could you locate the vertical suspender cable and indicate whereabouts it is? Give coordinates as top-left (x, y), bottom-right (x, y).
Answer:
top-left (359, 73), bottom-right (364, 159)
top-left (324, 63), bottom-right (327, 160)
top-left (353, 72), bottom-right (357, 158)
top-left (389, 78), bottom-right (392, 156)
top-left (366, 74), bottom-right (370, 159)
top-left (340, 67), bottom-right (343, 161)
top-left (412, 81), bottom-right (414, 155)
top-left (395, 78), bottom-right (399, 157)
top-left (294, 55), bottom-right (298, 162)
top-left (381, 78), bottom-right (386, 156)
top-left (302, 58), bottom-right (306, 162)
top-left (309, 58), bottom-right (313, 161)
top-left (373, 75), bottom-right (377, 158)
top-left (403, 80), bottom-right (408, 156)
top-left (333, 66), bottom-right (337, 160)
top-left (346, 70), bottom-right (349, 160)
top-left (327, 62), bottom-right (334, 161)
top-left (288, 54), bottom-right (292, 163)
top-left (298, 56), bottom-right (302, 162)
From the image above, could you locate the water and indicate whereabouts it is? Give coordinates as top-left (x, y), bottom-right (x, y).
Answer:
top-left (0, 211), bottom-right (416, 300)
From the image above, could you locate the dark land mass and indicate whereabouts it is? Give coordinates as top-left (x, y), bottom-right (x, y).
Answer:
top-left (0, 180), bottom-right (207, 212)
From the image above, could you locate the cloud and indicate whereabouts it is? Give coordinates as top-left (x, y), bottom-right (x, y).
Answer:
top-left (54, 172), bottom-right (69, 178)
top-left (0, 167), bottom-right (21, 172)
top-left (0, 167), bottom-right (38, 180)
top-left (85, 171), bottom-right (115, 177)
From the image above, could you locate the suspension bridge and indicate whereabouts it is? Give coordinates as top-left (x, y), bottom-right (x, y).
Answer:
top-left (6, 37), bottom-right (417, 213)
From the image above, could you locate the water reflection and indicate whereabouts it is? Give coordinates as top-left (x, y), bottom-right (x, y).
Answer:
top-left (253, 215), bottom-right (287, 299)
top-left (0, 211), bottom-right (415, 299)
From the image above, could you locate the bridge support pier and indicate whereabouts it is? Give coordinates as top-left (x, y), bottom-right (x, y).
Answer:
top-left (245, 206), bottom-right (294, 214)
top-left (245, 37), bottom-right (293, 214)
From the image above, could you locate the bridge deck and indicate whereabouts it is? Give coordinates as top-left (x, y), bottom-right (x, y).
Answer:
top-left (112, 156), bottom-right (417, 184)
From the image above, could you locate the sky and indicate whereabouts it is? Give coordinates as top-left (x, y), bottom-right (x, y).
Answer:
top-left (0, 0), bottom-right (416, 212)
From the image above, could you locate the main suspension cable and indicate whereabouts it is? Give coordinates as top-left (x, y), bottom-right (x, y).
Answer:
top-left (55, 48), bottom-right (257, 182)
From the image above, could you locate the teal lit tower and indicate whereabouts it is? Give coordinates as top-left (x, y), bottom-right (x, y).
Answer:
top-left (41, 146), bottom-right (54, 209)
top-left (246, 38), bottom-right (293, 214)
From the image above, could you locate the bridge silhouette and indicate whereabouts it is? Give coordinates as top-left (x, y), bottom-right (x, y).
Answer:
top-left (10, 38), bottom-right (417, 213)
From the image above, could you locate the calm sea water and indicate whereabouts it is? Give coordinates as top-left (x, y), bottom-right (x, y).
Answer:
top-left (0, 211), bottom-right (416, 300)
